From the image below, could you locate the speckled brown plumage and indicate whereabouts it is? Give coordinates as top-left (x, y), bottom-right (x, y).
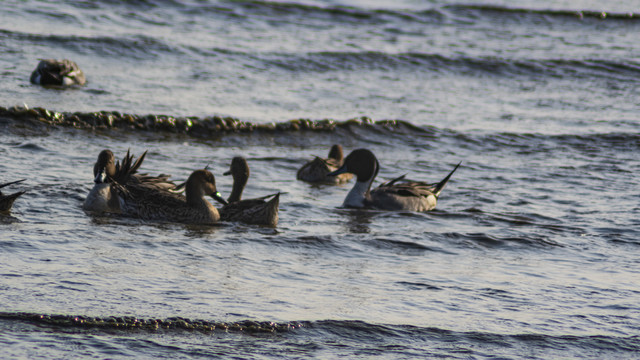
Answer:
top-left (117, 169), bottom-right (227, 224)
top-left (297, 144), bottom-right (353, 184)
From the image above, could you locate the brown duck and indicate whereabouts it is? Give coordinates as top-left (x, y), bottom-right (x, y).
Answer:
top-left (297, 144), bottom-right (353, 184)
top-left (30, 59), bottom-right (86, 86)
top-left (117, 169), bottom-right (228, 224)
top-left (219, 156), bottom-right (279, 227)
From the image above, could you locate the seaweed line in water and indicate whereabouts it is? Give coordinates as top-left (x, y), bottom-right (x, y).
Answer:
top-left (0, 105), bottom-right (427, 138)
top-left (0, 311), bottom-right (305, 334)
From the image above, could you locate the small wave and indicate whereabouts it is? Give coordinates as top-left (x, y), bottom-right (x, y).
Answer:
top-left (366, 237), bottom-right (436, 253)
top-left (183, 1), bottom-right (446, 24)
top-left (2, 312), bottom-right (639, 356)
top-left (0, 29), bottom-right (179, 60)
top-left (444, 4), bottom-right (640, 22)
top-left (396, 281), bottom-right (442, 291)
top-left (477, 132), bottom-right (640, 154)
top-left (443, 231), bottom-right (561, 248)
top-left (87, 1), bottom-right (640, 25)
top-left (307, 320), bottom-right (640, 356)
top-left (260, 51), bottom-right (640, 81)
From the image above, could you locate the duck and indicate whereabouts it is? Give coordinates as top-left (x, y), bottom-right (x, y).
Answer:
top-left (219, 156), bottom-right (280, 227)
top-left (83, 149), bottom-right (175, 214)
top-left (327, 148), bottom-right (460, 212)
top-left (0, 179), bottom-right (26, 213)
top-left (116, 169), bottom-right (228, 224)
top-left (297, 144), bottom-right (353, 184)
top-left (30, 59), bottom-right (86, 86)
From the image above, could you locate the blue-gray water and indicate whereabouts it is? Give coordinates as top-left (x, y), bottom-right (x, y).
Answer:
top-left (1, 0), bottom-right (639, 358)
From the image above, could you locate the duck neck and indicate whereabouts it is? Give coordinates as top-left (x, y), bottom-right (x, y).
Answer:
top-left (343, 178), bottom-right (374, 208)
top-left (228, 174), bottom-right (247, 203)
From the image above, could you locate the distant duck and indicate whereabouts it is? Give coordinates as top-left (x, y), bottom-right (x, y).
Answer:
top-left (297, 144), bottom-right (353, 184)
top-left (117, 169), bottom-right (228, 224)
top-left (328, 149), bottom-right (460, 211)
top-left (83, 149), bottom-right (175, 214)
top-left (0, 179), bottom-right (26, 213)
top-left (30, 59), bottom-right (86, 86)
top-left (219, 156), bottom-right (280, 227)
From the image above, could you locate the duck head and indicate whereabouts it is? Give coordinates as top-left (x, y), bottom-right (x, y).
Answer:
top-left (186, 169), bottom-right (228, 206)
top-left (328, 144), bottom-right (344, 162)
top-left (327, 148), bottom-right (379, 183)
top-left (223, 156), bottom-right (250, 202)
top-left (93, 150), bottom-right (116, 184)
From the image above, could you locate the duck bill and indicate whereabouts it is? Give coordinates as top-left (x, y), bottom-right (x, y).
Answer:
top-left (223, 170), bottom-right (231, 176)
top-left (210, 192), bottom-right (228, 205)
top-left (327, 164), bottom-right (348, 177)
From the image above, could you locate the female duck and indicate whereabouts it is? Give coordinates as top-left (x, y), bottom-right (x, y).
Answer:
top-left (219, 156), bottom-right (279, 227)
top-left (83, 149), bottom-right (175, 214)
top-left (118, 169), bottom-right (228, 224)
top-left (30, 59), bottom-right (86, 86)
top-left (297, 144), bottom-right (353, 184)
top-left (328, 149), bottom-right (460, 212)
top-left (0, 179), bottom-right (26, 213)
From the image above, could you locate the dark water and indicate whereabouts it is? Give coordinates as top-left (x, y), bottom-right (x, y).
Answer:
top-left (1, 0), bottom-right (640, 358)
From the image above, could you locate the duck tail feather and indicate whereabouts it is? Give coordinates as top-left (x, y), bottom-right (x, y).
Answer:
top-left (0, 179), bottom-right (26, 189)
top-left (433, 162), bottom-right (461, 198)
top-left (130, 150), bottom-right (147, 174)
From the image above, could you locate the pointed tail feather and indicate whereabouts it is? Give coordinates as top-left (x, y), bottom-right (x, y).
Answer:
top-left (129, 150), bottom-right (148, 174)
top-left (113, 149), bottom-right (147, 183)
top-left (433, 162), bottom-right (461, 198)
top-left (0, 179), bottom-right (26, 189)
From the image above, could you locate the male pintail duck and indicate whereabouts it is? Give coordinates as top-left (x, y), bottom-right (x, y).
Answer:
top-left (297, 144), bottom-right (353, 184)
top-left (219, 156), bottom-right (280, 227)
top-left (30, 59), bottom-right (86, 86)
top-left (83, 149), bottom-right (175, 214)
top-left (117, 169), bottom-right (228, 224)
top-left (328, 149), bottom-right (460, 212)
top-left (0, 179), bottom-right (26, 213)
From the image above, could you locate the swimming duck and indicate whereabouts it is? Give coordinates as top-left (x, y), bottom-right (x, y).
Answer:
top-left (0, 179), bottom-right (26, 213)
top-left (219, 156), bottom-right (280, 227)
top-left (297, 144), bottom-right (353, 184)
top-left (328, 149), bottom-right (460, 211)
top-left (83, 149), bottom-right (175, 214)
top-left (30, 59), bottom-right (86, 86)
top-left (117, 169), bottom-right (228, 224)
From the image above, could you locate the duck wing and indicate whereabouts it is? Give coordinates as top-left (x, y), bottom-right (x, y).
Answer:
top-left (115, 182), bottom-right (187, 220)
top-left (220, 193), bottom-right (279, 226)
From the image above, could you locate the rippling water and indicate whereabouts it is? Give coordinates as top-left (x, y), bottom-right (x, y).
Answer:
top-left (1, 0), bottom-right (639, 358)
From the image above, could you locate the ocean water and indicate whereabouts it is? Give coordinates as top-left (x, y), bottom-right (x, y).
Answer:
top-left (1, 0), bottom-right (639, 358)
